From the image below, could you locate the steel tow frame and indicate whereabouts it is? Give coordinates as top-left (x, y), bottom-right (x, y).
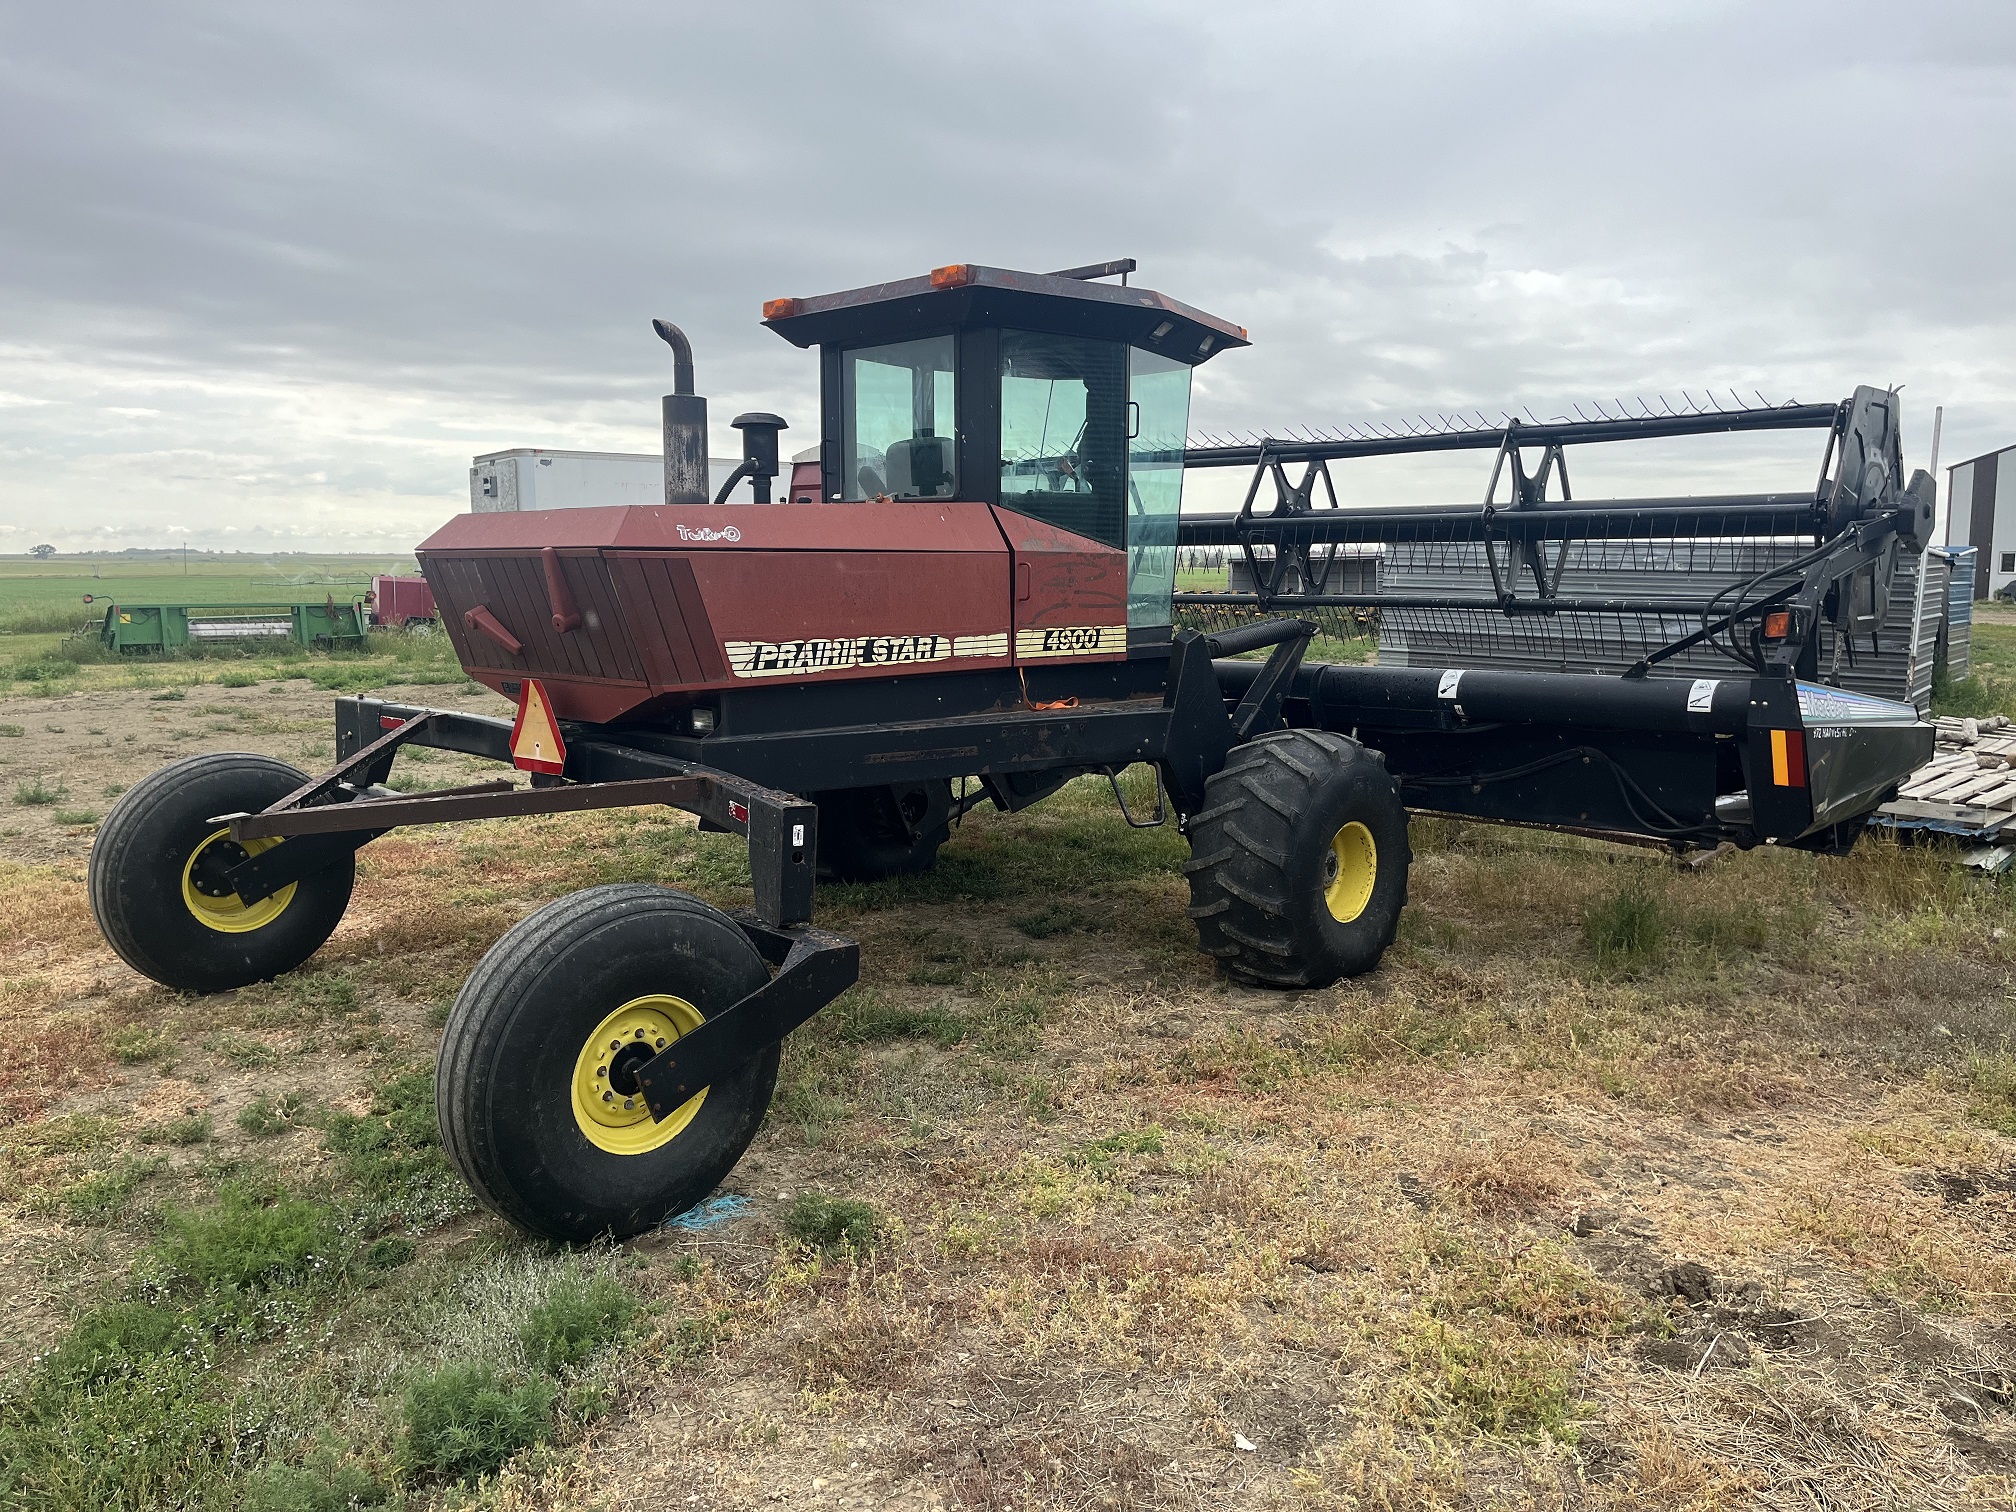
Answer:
top-left (205, 696), bottom-right (857, 1133)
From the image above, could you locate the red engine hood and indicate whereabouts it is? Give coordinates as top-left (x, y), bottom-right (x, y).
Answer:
top-left (417, 500), bottom-right (1126, 726)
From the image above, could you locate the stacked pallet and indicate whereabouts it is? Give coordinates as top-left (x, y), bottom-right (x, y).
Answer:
top-left (1872, 714), bottom-right (2016, 869)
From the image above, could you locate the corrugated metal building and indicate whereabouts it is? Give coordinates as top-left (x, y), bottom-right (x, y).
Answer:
top-left (1949, 443), bottom-right (2016, 599)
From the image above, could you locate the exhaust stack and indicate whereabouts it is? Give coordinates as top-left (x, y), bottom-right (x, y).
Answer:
top-left (653, 319), bottom-right (708, 505)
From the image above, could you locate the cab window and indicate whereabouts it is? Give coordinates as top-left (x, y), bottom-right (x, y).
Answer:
top-left (998, 330), bottom-right (1127, 548)
top-left (841, 336), bottom-right (956, 499)
top-left (1126, 347), bottom-right (1192, 628)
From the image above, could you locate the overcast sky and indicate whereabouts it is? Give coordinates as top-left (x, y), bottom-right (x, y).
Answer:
top-left (1, 0), bottom-right (2011, 553)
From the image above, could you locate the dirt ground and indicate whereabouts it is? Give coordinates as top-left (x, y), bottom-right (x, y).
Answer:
top-left (4, 679), bottom-right (2016, 1510)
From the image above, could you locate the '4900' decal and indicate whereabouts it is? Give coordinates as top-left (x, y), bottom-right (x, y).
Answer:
top-left (1015, 625), bottom-right (1125, 658)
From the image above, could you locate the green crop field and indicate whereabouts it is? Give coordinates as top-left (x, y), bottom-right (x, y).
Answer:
top-left (0, 552), bottom-right (419, 636)
top-left (0, 552), bottom-right (455, 699)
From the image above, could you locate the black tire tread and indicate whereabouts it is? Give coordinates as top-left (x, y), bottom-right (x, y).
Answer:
top-left (88, 751), bottom-right (354, 992)
top-left (436, 883), bottom-right (774, 1241)
top-left (1185, 728), bottom-right (1411, 988)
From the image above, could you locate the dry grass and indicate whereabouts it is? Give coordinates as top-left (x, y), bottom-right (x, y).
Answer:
top-left (5, 683), bottom-right (2016, 1508)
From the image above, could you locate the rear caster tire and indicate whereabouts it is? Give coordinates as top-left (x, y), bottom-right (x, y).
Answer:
top-left (88, 752), bottom-right (355, 993)
top-left (1184, 728), bottom-right (1410, 988)
top-left (811, 780), bottom-right (951, 882)
top-left (436, 883), bottom-right (778, 1243)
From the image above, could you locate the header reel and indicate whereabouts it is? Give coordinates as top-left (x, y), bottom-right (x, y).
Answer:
top-left (1177, 384), bottom-right (1937, 682)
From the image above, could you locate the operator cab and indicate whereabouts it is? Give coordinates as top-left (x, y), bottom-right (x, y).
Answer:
top-left (761, 262), bottom-right (1248, 636)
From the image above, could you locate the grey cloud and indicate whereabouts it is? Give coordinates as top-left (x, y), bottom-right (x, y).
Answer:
top-left (0, 0), bottom-right (2012, 548)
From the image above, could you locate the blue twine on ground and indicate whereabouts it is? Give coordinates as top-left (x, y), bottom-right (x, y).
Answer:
top-left (663, 1193), bottom-right (752, 1231)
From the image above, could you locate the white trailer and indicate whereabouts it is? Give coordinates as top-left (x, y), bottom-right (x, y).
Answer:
top-left (470, 449), bottom-right (743, 512)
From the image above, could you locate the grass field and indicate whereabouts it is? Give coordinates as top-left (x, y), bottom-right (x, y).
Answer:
top-left (0, 552), bottom-right (418, 635)
top-left (1, 573), bottom-right (2015, 1507)
top-left (0, 552), bottom-right (464, 703)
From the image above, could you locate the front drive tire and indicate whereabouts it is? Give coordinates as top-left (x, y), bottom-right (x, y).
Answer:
top-left (88, 752), bottom-right (356, 993)
top-left (436, 883), bottom-right (779, 1243)
top-left (1184, 728), bottom-right (1411, 988)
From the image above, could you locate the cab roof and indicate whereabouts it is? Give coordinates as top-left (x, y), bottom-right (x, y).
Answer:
top-left (760, 263), bottom-right (1249, 366)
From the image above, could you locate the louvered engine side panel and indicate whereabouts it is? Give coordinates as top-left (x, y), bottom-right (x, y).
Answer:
top-left (423, 552), bottom-right (647, 686)
top-left (605, 552), bottom-right (728, 688)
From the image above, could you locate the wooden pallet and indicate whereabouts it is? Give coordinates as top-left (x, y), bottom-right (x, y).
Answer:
top-left (1877, 714), bottom-right (2016, 864)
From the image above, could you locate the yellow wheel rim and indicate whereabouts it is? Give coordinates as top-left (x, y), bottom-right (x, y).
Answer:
top-left (570, 996), bottom-right (708, 1156)
top-left (1324, 821), bottom-right (1377, 923)
top-left (180, 829), bottom-right (297, 934)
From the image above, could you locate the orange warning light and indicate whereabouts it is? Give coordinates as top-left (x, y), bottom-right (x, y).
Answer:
top-left (929, 263), bottom-right (975, 289)
top-left (509, 678), bottom-right (567, 775)
top-left (1762, 610), bottom-right (1792, 640)
top-left (762, 297), bottom-right (800, 321)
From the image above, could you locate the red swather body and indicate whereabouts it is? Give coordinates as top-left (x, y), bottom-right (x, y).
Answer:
top-left (417, 500), bottom-right (1125, 725)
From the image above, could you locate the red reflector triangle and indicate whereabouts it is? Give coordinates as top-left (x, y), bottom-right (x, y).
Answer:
top-left (509, 678), bottom-right (567, 774)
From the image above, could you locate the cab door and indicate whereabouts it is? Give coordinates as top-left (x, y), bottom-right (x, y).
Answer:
top-left (990, 330), bottom-right (1193, 658)
top-left (990, 508), bottom-right (1127, 665)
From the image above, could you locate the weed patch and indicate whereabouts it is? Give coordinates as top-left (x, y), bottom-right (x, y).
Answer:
top-left (971, 965), bottom-right (1066, 1055)
top-left (398, 1362), bottom-right (555, 1484)
top-left (1584, 880), bottom-right (1666, 975)
top-left (784, 1192), bottom-right (888, 1256)
top-left (1009, 900), bottom-right (1091, 938)
top-left (156, 1186), bottom-right (343, 1295)
top-left (518, 1273), bottom-right (637, 1373)
top-left (10, 777), bottom-right (65, 807)
top-left (364, 1236), bottom-right (415, 1271)
top-left (40, 1300), bottom-right (189, 1383)
top-left (0, 1353), bottom-right (239, 1509)
top-left (139, 1113), bottom-right (213, 1146)
top-left (285, 970), bottom-right (359, 1020)
top-left (204, 1029), bottom-right (276, 1067)
top-left (319, 1069), bottom-right (461, 1221)
top-left (1071, 1127), bottom-right (1165, 1178)
top-left (1422, 1233), bottom-right (1643, 1340)
top-left (1397, 1315), bottom-right (1579, 1443)
top-left (240, 1091), bottom-right (309, 1137)
top-left (1932, 671), bottom-right (2015, 721)
top-left (829, 988), bottom-right (965, 1046)
top-left (242, 1448), bottom-right (390, 1512)
top-left (59, 1155), bottom-right (165, 1223)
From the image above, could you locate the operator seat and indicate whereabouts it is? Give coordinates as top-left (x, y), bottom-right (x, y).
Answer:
top-left (883, 434), bottom-right (952, 498)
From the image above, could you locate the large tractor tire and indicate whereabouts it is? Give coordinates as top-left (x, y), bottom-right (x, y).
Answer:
top-left (811, 780), bottom-right (952, 883)
top-left (88, 752), bottom-right (356, 993)
top-left (1184, 729), bottom-right (1410, 988)
top-left (436, 883), bottom-right (779, 1243)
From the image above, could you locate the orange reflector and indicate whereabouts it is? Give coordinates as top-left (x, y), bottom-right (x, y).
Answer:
top-left (509, 678), bottom-right (567, 775)
top-left (929, 263), bottom-right (975, 289)
top-left (761, 297), bottom-right (800, 321)
top-left (1762, 609), bottom-right (1792, 640)
top-left (1769, 728), bottom-right (1806, 788)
